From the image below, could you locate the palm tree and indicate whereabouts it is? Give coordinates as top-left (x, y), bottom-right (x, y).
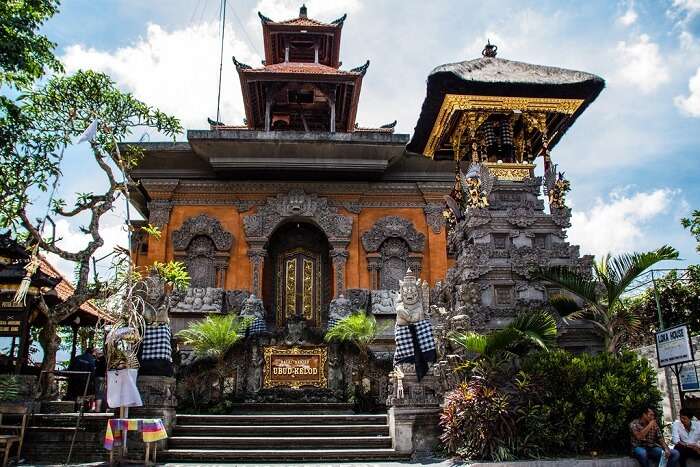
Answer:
top-left (325, 310), bottom-right (377, 386)
top-left (450, 309), bottom-right (558, 359)
top-left (537, 245), bottom-right (679, 353)
top-left (176, 314), bottom-right (251, 394)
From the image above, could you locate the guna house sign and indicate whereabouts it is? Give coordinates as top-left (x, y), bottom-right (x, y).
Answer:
top-left (263, 346), bottom-right (328, 389)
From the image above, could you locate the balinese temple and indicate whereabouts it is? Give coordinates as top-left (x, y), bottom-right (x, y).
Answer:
top-left (126, 5), bottom-right (605, 412)
top-left (0, 232), bottom-right (106, 373)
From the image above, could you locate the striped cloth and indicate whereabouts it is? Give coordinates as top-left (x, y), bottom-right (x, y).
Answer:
top-left (104, 418), bottom-right (168, 450)
top-left (327, 317), bottom-right (340, 330)
top-left (394, 319), bottom-right (436, 381)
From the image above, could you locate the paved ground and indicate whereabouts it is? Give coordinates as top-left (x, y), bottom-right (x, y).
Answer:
top-left (26, 459), bottom-right (462, 467)
top-left (28, 462), bottom-right (461, 466)
top-left (26, 463), bottom-right (461, 467)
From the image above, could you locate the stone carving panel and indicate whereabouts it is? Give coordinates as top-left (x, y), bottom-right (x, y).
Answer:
top-left (243, 189), bottom-right (353, 241)
top-left (346, 288), bottom-right (370, 312)
top-left (172, 214), bottom-right (233, 251)
top-left (172, 214), bottom-right (233, 289)
top-left (170, 287), bottom-right (224, 313)
top-left (361, 216), bottom-right (425, 253)
top-left (379, 238), bottom-right (410, 290)
top-left (423, 203), bottom-right (445, 234)
top-left (370, 289), bottom-right (398, 315)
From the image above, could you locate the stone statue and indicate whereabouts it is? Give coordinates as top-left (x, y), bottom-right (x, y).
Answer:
top-left (370, 290), bottom-right (398, 315)
top-left (246, 344), bottom-right (264, 393)
top-left (240, 294), bottom-right (265, 320)
top-left (141, 275), bottom-right (170, 324)
top-left (285, 318), bottom-right (304, 345)
top-left (327, 346), bottom-right (344, 392)
top-left (395, 269), bottom-right (429, 326)
top-left (393, 269), bottom-right (436, 381)
top-left (328, 294), bottom-right (352, 325)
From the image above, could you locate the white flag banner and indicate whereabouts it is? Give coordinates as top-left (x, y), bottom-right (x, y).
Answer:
top-left (77, 119), bottom-right (98, 143)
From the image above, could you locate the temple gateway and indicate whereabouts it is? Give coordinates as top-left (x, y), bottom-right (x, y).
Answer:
top-left (124, 5), bottom-right (605, 461)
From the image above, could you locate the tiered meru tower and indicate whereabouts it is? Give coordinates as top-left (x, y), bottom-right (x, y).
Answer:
top-left (408, 43), bottom-right (605, 352)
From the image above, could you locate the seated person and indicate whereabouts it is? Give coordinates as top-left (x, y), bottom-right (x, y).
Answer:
top-left (673, 408), bottom-right (700, 467)
top-left (631, 407), bottom-right (680, 467)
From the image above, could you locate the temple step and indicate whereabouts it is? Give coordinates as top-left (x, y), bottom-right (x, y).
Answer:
top-left (175, 413), bottom-right (387, 426)
top-left (161, 448), bottom-right (407, 461)
top-left (164, 405), bottom-right (403, 462)
top-left (168, 435), bottom-right (393, 449)
top-left (173, 423), bottom-right (390, 436)
top-left (219, 402), bottom-right (354, 414)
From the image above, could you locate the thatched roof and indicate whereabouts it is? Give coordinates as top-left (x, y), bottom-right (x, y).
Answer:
top-left (407, 56), bottom-right (605, 156)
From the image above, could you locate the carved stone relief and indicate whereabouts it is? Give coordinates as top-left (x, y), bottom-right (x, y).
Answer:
top-left (423, 203), bottom-right (445, 234)
top-left (361, 216), bottom-right (425, 253)
top-left (147, 200), bottom-right (173, 229)
top-left (172, 214), bottom-right (233, 289)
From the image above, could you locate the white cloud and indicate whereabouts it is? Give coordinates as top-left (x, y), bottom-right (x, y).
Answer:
top-left (568, 189), bottom-right (675, 257)
top-left (615, 34), bottom-right (670, 93)
top-left (675, 66), bottom-right (700, 116)
top-left (618, 8), bottom-right (638, 26)
top-left (62, 22), bottom-right (260, 133)
top-left (674, 0), bottom-right (700, 13)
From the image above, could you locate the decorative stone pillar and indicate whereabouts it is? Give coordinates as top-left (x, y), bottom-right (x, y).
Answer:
top-left (215, 256), bottom-right (229, 288)
top-left (367, 253), bottom-right (381, 289)
top-left (330, 248), bottom-right (349, 298)
top-left (387, 366), bottom-right (442, 455)
top-left (248, 248), bottom-right (266, 297)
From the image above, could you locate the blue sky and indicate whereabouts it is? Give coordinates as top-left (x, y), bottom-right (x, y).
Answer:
top-left (29, 0), bottom-right (700, 276)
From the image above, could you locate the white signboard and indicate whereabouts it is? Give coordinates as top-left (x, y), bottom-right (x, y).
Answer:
top-left (680, 365), bottom-right (700, 392)
top-left (656, 324), bottom-right (694, 367)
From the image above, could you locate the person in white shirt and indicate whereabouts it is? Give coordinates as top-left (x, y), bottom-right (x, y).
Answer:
top-left (672, 408), bottom-right (700, 467)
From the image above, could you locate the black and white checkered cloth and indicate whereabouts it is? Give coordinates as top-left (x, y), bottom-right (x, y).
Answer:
top-left (141, 324), bottom-right (172, 362)
top-left (327, 317), bottom-right (340, 330)
top-left (394, 319), bottom-right (436, 381)
top-left (246, 317), bottom-right (267, 336)
top-left (394, 319), bottom-right (436, 364)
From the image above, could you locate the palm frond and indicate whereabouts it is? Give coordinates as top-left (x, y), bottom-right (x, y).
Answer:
top-left (537, 266), bottom-right (599, 305)
top-left (324, 310), bottom-right (377, 351)
top-left (607, 245), bottom-right (679, 303)
top-left (509, 310), bottom-right (558, 349)
top-left (450, 331), bottom-right (487, 355)
top-left (548, 294), bottom-right (582, 317)
top-left (176, 314), bottom-right (250, 361)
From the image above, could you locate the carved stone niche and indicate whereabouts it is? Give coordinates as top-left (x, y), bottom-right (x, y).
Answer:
top-left (361, 216), bottom-right (425, 290)
top-left (172, 214), bottom-right (233, 288)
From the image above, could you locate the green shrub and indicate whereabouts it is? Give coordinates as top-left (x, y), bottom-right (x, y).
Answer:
top-left (441, 350), bottom-right (662, 460)
top-left (521, 350), bottom-right (662, 455)
top-left (0, 376), bottom-right (19, 401)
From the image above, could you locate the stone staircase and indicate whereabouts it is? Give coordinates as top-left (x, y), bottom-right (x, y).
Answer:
top-left (161, 403), bottom-right (407, 462)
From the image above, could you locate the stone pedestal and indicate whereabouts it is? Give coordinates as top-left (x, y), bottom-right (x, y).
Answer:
top-left (388, 405), bottom-right (441, 455)
top-left (386, 366), bottom-right (442, 455)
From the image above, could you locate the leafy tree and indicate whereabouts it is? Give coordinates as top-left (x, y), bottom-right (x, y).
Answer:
top-left (538, 245), bottom-right (679, 352)
top-left (625, 266), bottom-right (700, 347)
top-left (2, 70), bottom-right (181, 381)
top-left (681, 210), bottom-right (700, 252)
top-left (1, 0), bottom-right (64, 228)
top-left (0, 0), bottom-right (63, 88)
top-left (176, 315), bottom-right (251, 393)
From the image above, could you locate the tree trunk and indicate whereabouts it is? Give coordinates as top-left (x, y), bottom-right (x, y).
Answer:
top-left (38, 319), bottom-right (61, 398)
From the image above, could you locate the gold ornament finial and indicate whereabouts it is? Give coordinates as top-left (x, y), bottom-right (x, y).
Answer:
top-left (482, 40), bottom-right (498, 58)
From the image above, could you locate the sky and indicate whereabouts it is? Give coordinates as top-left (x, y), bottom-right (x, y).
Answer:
top-left (30, 0), bottom-right (700, 279)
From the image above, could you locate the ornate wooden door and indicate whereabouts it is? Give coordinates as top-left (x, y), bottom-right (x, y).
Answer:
top-left (276, 247), bottom-right (322, 327)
